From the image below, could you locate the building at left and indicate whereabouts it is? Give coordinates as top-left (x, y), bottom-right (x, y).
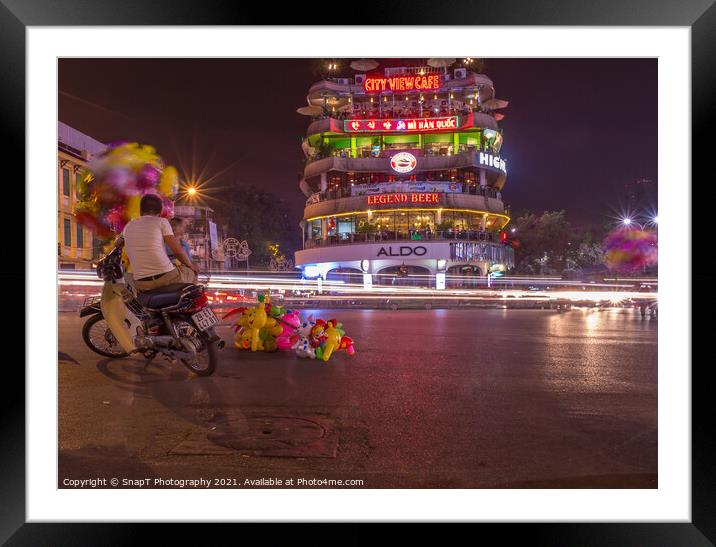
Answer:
top-left (58, 122), bottom-right (106, 269)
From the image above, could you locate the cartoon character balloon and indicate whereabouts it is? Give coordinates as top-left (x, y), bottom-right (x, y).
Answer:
top-left (224, 293), bottom-right (293, 353)
top-left (275, 310), bottom-right (301, 351)
top-left (291, 316), bottom-right (318, 359)
top-left (291, 317), bottom-right (355, 362)
top-left (224, 302), bottom-right (356, 361)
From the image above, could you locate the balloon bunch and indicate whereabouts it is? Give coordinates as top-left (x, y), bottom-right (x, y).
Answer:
top-left (73, 142), bottom-right (179, 238)
top-left (602, 227), bottom-right (658, 273)
top-left (223, 299), bottom-right (356, 361)
top-left (223, 293), bottom-right (301, 353)
top-left (291, 316), bottom-right (355, 362)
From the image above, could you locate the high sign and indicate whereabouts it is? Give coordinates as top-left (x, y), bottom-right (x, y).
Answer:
top-left (478, 151), bottom-right (507, 173)
top-left (344, 116), bottom-right (459, 133)
top-left (366, 193), bottom-right (439, 205)
top-left (364, 74), bottom-right (440, 93)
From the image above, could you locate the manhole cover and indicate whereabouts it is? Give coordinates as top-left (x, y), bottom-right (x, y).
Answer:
top-left (170, 415), bottom-right (338, 458)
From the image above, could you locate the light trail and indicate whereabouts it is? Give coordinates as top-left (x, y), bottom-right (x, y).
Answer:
top-left (58, 271), bottom-right (657, 307)
top-left (59, 270), bottom-right (657, 288)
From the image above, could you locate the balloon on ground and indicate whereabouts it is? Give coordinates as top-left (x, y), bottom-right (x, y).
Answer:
top-left (224, 295), bottom-right (355, 361)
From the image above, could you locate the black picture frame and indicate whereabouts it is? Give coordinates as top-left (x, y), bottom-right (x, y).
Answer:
top-left (4, 0), bottom-right (710, 543)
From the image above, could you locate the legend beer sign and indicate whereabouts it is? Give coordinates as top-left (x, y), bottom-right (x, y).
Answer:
top-left (344, 116), bottom-right (458, 133)
top-left (366, 193), bottom-right (440, 205)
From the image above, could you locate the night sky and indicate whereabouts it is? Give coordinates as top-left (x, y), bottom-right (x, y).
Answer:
top-left (58, 58), bottom-right (657, 227)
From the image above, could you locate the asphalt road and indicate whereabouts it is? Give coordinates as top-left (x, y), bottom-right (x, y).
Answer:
top-left (59, 307), bottom-right (657, 489)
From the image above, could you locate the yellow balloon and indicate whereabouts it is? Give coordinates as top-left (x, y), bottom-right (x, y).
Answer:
top-left (159, 166), bottom-right (178, 197)
top-left (126, 194), bottom-right (141, 220)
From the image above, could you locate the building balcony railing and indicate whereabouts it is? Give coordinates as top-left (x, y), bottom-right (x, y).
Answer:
top-left (175, 205), bottom-right (214, 218)
top-left (303, 191), bottom-right (509, 220)
top-left (306, 111), bottom-right (499, 138)
top-left (303, 149), bottom-right (507, 180)
top-left (305, 230), bottom-right (504, 249)
top-left (309, 184), bottom-right (502, 204)
top-left (306, 143), bottom-right (498, 165)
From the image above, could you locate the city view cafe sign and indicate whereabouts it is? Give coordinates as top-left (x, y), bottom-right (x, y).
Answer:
top-left (363, 74), bottom-right (441, 93)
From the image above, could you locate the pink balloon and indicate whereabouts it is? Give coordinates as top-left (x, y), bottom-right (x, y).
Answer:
top-left (161, 197), bottom-right (175, 218)
top-left (136, 164), bottom-right (160, 192)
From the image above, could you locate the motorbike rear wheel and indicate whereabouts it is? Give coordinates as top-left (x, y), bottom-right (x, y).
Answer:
top-left (178, 332), bottom-right (218, 377)
top-left (81, 313), bottom-right (129, 359)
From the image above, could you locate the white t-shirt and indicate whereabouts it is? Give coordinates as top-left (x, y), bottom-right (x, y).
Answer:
top-left (122, 215), bottom-right (175, 279)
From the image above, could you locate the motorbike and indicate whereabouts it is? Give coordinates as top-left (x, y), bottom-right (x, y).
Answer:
top-left (80, 246), bottom-right (224, 376)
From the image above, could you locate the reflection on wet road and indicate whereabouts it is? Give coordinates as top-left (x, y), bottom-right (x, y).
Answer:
top-left (59, 308), bottom-right (657, 488)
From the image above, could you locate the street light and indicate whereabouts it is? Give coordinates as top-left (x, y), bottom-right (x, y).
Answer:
top-left (621, 217), bottom-right (646, 230)
top-left (186, 186), bottom-right (198, 196)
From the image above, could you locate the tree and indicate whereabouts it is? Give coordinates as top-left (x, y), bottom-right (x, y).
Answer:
top-left (211, 184), bottom-right (300, 268)
top-left (510, 210), bottom-right (572, 274)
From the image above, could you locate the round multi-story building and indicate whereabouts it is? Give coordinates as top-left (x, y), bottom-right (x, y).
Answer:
top-left (295, 61), bottom-right (514, 288)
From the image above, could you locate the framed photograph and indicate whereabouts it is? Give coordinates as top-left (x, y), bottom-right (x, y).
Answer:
top-left (5, 0), bottom-right (710, 543)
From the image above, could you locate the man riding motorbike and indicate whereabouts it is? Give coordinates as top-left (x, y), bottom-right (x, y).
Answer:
top-left (94, 193), bottom-right (221, 375)
top-left (115, 194), bottom-right (200, 290)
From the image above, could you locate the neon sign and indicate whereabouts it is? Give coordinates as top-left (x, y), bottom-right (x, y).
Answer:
top-left (364, 74), bottom-right (440, 93)
top-left (366, 193), bottom-right (439, 205)
top-left (389, 152), bottom-right (417, 173)
top-left (478, 151), bottom-right (507, 173)
top-left (344, 116), bottom-right (458, 133)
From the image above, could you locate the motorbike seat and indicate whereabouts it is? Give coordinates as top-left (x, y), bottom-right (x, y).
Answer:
top-left (137, 283), bottom-right (196, 309)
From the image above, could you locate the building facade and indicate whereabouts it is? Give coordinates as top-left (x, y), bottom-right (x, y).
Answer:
top-left (173, 204), bottom-right (226, 271)
top-left (294, 63), bottom-right (514, 288)
top-left (57, 122), bottom-right (106, 269)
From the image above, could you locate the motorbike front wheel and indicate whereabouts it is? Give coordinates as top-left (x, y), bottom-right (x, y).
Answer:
top-left (81, 313), bottom-right (129, 359)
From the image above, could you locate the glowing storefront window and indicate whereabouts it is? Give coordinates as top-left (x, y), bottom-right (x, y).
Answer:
top-left (337, 218), bottom-right (354, 239)
top-left (310, 219), bottom-right (322, 238)
top-left (305, 210), bottom-right (507, 245)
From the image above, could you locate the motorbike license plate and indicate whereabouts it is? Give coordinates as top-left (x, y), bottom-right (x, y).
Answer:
top-left (191, 307), bottom-right (218, 331)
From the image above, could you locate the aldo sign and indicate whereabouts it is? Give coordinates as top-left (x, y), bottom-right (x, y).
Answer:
top-left (377, 245), bottom-right (428, 257)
